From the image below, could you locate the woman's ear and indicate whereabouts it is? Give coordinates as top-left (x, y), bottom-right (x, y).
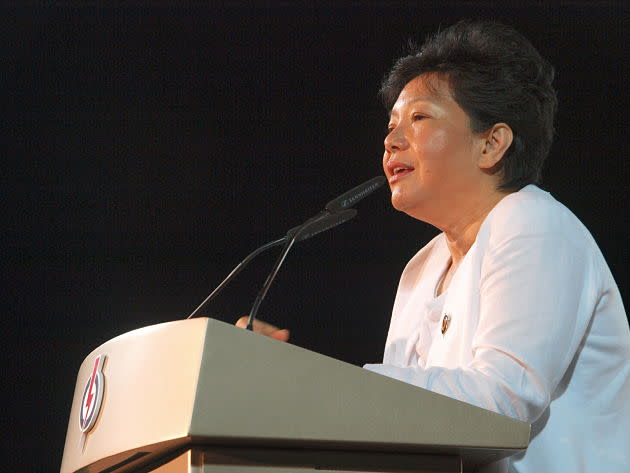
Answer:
top-left (478, 123), bottom-right (513, 169)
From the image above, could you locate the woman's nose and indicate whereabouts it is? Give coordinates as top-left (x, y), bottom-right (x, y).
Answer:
top-left (384, 127), bottom-right (408, 153)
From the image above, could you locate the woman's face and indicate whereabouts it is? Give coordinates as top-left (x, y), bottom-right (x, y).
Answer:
top-left (382, 74), bottom-right (487, 225)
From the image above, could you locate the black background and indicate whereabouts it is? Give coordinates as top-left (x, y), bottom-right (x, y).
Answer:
top-left (2, 2), bottom-right (627, 471)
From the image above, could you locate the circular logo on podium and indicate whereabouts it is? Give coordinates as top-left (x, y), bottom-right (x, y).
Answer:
top-left (79, 354), bottom-right (106, 433)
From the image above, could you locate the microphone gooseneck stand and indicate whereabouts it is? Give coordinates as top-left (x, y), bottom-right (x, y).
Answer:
top-left (187, 176), bottom-right (385, 325)
top-left (187, 209), bottom-right (357, 320)
top-left (186, 237), bottom-right (286, 320)
top-left (244, 210), bottom-right (356, 331)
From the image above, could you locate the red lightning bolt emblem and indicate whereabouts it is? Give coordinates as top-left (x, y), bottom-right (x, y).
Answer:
top-left (79, 353), bottom-right (106, 444)
top-left (84, 356), bottom-right (101, 418)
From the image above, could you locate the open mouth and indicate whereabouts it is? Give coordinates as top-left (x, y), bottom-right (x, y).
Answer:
top-left (389, 165), bottom-right (414, 182)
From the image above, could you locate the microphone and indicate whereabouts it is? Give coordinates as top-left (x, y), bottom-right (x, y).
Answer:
top-left (186, 209), bottom-right (357, 319)
top-left (325, 176), bottom-right (386, 213)
top-left (243, 178), bottom-right (387, 331)
top-left (187, 175), bottom-right (385, 323)
top-left (287, 208), bottom-right (357, 241)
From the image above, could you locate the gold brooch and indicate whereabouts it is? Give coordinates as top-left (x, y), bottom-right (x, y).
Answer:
top-left (441, 313), bottom-right (451, 336)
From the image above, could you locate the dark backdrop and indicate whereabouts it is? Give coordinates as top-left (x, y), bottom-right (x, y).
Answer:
top-left (2, 2), bottom-right (627, 471)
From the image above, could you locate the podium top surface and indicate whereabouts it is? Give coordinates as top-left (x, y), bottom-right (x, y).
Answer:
top-left (61, 317), bottom-right (529, 473)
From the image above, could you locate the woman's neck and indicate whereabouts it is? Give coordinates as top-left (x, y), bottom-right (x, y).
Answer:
top-left (441, 189), bottom-right (510, 266)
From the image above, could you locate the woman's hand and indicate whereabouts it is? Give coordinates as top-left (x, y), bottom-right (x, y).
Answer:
top-left (235, 316), bottom-right (290, 342)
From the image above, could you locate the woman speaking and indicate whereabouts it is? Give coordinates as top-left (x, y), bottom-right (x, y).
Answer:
top-left (239, 20), bottom-right (629, 473)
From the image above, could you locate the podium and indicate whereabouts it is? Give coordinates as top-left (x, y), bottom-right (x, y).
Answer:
top-left (61, 318), bottom-right (529, 473)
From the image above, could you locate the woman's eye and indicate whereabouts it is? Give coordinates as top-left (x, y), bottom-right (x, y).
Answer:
top-left (413, 114), bottom-right (426, 121)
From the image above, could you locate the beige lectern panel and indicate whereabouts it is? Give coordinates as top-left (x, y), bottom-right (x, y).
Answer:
top-left (144, 448), bottom-right (462, 473)
top-left (190, 319), bottom-right (529, 452)
top-left (61, 318), bottom-right (209, 473)
top-left (61, 317), bottom-right (528, 473)
top-left (197, 447), bottom-right (462, 473)
top-left (200, 467), bottom-right (457, 473)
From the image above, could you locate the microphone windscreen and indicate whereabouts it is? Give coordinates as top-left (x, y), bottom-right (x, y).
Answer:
top-left (324, 176), bottom-right (386, 213)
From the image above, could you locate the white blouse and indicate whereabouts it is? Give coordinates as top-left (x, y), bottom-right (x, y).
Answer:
top-left (364, 185), bottom-right (630, 473)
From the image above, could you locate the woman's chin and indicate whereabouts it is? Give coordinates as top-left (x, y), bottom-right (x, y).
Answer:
top-left (391, 201), bottom-right (407, 213)
top-left (390, 190), bottom-right (415, 213)
top-left (390, 191), bottom-right (428, 221)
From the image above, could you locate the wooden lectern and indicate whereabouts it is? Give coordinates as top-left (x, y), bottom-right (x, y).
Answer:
top-left (60, 318), bottom-right (529, 473)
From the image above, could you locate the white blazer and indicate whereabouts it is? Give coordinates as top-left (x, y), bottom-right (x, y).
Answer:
top-left (365, 185), bottom-right (629, 473)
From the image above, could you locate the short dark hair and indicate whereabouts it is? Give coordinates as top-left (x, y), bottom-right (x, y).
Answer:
top-left (380, 20), bottom-right (557, 191)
